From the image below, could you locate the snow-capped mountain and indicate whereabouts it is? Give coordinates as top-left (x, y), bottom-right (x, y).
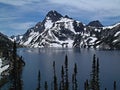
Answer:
top-left (10, 35), bottom-right (23, 42)
top-left (18, 10), bottom-right (84, 47)
top-left (13, 10), bottom-right (120, 49)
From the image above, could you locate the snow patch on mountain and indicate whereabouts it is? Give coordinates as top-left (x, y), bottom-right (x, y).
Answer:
top-left (44, 19), bottom-right (53, 29)
top-left (12, 10), bottom-right (120, 49)
top-left (103, 23), bottom-right (120, 29)
top-left (20, 31), bottom-right (39, 46)
top-left (114, 31), bottom-right (120, 37)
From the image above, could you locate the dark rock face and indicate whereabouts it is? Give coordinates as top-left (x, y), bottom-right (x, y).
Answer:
top-left (87, 20), bottom-right (103, 27)
top-left (0, 32), bottom-right (13, 49)
top-left (45, 10), bottom-right (63, 22)
top-left (99, 24), bottom-right (120, 49)
top-left (73, 21), bottom-right (84, 32)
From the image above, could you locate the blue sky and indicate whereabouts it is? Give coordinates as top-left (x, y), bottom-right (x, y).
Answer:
top-left (0, 0), bottom-right (120, 36)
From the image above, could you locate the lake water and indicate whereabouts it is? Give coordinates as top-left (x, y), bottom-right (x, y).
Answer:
top-left (2, 48), bottom-right (120, 90)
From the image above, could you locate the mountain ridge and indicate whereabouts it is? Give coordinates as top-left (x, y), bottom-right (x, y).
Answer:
top-left (11, 10), bottom-right (120, 49)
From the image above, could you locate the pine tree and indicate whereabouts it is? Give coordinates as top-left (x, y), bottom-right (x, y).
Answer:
top-left (53, 61), bottom-right (58, 90)
top-left (36, 70), bottom-right (41, 90)
top-left (114, 81), bottom-right (116, 90)
top-left (90, 54), bottom-right (100, 90)
top-left (96, 58), bottom-right (100, 90)
top-left (72, 63), bottom-right (78, 90)
top-left (65, 54), bottom-right (69, 90)
top-left (17, 67), bottom-right (22, 90)
top-left (91, 54), bottom-right (96, 90)
top-left (10, 41), bottom-right (23, 90)
top-left (84, 81), bottom-right (86, 90)
top-left (44, 81), bottom-right (48, 90)
top-left (84, 80), bottom-right (89, 90)
top-left (74, 63), bottom-right (78, 90)
top-left (72, 74), bottom-right (75, 90)
top-left (61, 65), bottom-right (64, 90)
top-left (59, 82), bottom-right (62, 90)
top-left (12, 41), bottom-right (17, 90)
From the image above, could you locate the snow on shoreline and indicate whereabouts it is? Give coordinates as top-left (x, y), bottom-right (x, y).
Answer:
top-left (0, 58), bottom-right (9, 76)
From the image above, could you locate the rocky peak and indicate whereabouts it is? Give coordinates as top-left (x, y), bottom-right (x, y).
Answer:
top-left (87, 20), bottom-right (103, 27)
top-left (45, 10), bottom-right (63, 22)
top-left (64, 15), bottom-right (72, 19)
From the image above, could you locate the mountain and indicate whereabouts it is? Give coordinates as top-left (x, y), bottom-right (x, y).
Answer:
top-left (17, 10), bottom-right (84, 47)
top-left (13, 10), bottom-right (120, 49)
top-left (87, 20), bottom-right (103, 27)
top-left (0, 32), bottom-right (13, 50)
top-left (10, 35), bottom-right (23, 42)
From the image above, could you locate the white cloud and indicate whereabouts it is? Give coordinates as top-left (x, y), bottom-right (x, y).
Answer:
top-left (0, 21), bottom-right (36, 36)
top-left (48, 0), bottom-right (120, 19)
top-left (9, 22), bottom-right (36, 30)
top-left (1, 0), bottom-right (120, 16)
top-left (1, 0), bottom-right (120, 20)
top-left (0, 0), bottom-right (27, 6)
top-left (0, 17), bottom-right (22, 21)
top-left (49, 0), bottom-right (120, 10)
top-left (0, 0), bottom-right (41, 6)
top-left (0, 0), bottom-right (120, 36)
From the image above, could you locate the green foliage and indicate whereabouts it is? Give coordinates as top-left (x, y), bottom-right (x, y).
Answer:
top-left (10, 41), bottom-right (24, 90)
top-left (89, 54), bottom-right (100, 90)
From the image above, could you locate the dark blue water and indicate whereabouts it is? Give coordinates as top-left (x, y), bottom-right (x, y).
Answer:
top-left (6, 48), bottom-right (120, 90)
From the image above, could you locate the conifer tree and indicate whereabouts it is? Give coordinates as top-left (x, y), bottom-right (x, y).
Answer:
top-left (59, 82), bottom-right (61, 90)
top-left (114, 81), bottom-right (116, 90)
top-left (9, 41), bottom-right (21, 90)
top-left (44, 81), bottom-right (48, 90)
top-left (84, 79), bottom-right (89, 90)
top-left (53, 61), bottom-right (58, 90)
top-left (96, 58), bottom-right (100, 90)
top-left (84, 81), bottom-right (86, 90)
top-left (10, 41), bottom-right (23, 90)
top-left (72, 63), bottom-right (78, 90)
top-left (91, 54), bottom-right (96, 90)
top-left (61, 65), bottom-right (64, 90)
top-left (90, 54), bottom-right (100, 90)
top-left (17, 69), bottom-right (22, 90)
top-left (74, 63), bottom-right (78, 90)
top-left (72, 74), bottom-right (75, 90)
top-left (65, 54), bottom-right (69, 90)
top-left (12, 41), bottom-right (17, 90)
top-left (36, 70), bottom-right (41, 90)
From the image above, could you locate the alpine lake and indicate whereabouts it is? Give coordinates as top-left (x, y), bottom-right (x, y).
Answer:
top-left (1, 48), bottom-right (120, 90)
